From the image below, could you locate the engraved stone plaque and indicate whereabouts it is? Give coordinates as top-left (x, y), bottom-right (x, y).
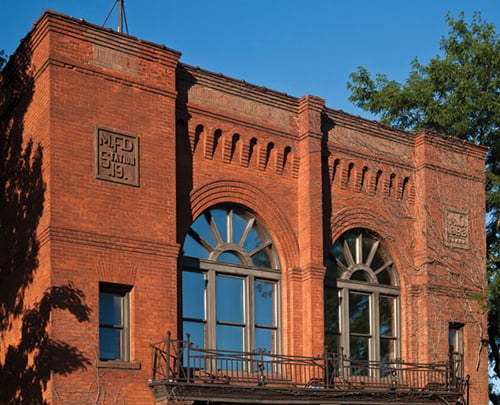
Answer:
top-left (96, 128), bottom-right (139, 186)
top-left (444, 210), bottom-right (469, 249)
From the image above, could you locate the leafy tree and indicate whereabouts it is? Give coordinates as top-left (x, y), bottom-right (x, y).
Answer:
top-left (347, 12), bottom-right (500, 402)
top-left (0, 50), bottom-right (6, 77)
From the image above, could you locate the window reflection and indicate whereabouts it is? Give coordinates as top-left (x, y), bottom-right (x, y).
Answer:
top-left (232, 212), bottom-right (247, 245)
top-left (217, 324), bottom-right (244, 352)
top-left (325, 229), bottom-right (399, 368)
top-left (255, 280), bottom-right (274, 326)
top-left (182, 271), bottom-right (205, 320)
top-left (183, 206), bottom-right (277, 269)
top-left (216, 275), bottom-right (244, 323)
top-left (217, 251), bottom-right (242, 264)
top-left (99, 286), bottom-right (130, 361)
top-left (349, 292), bottom-right (370, 334)
top-left (379, 296), bottom-right (394, 337)
top-left (255, 328), bottom-right (274, 354)
top-left (182, 205), bottom-right (281, 359)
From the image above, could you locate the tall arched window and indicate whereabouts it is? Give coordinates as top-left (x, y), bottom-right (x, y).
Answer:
top-left (182, 206), bottom-right (280, 355)
top-left (324, 229), bottom-right (400, 365)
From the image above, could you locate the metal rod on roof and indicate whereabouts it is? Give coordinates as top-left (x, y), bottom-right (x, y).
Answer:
top-left (118, 0), bottom-right (124, 33)
top-left (103, 0), bottom-right (128, 34)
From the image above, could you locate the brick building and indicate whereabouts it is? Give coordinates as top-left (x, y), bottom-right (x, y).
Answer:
top-left (0, 11), bottom-right (488, 404)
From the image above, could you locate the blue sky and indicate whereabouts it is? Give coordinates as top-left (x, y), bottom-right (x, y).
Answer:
top-left (1, 0), bottom-right (499, 119)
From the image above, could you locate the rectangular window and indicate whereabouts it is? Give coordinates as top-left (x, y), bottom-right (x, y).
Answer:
top-left (449, 322), bottom-right (464, 379)
top-left (449, 322), bottom-right (464, 355)
top-left (99, 284), bottom-right (131, 361)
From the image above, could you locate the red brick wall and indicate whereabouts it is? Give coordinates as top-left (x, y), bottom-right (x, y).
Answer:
top-left (1, 11), bottom-right (488, 404)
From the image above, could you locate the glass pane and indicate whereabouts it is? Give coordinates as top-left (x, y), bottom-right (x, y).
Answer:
top-left (349, 292), bottom-right (370, 334)
top-left (350, 336), bottom-right (369, 361)
top-left (449, 328), bottom-right (457, 352)
top-left (211, 208), bottom-right (228, 243)
top-left (379, 296), bottom-right (395, 337)
top-left (216, 275), bottom-right (243, 323)
top-left (99, 292), bottom-right (122, 326)
top-left (255, 328), bottom-right (274, 354)
top-left (217, 251), bottom-right (242, 264)
top-left (380, 338), bottom-right (396, 362)
top-left (362, 235), bottom-right (374, 264)
top-left (324, 287), bottom-right (339, 334)
top-left (217, 324), bottom-right (244, 352)
top-left (371, 247), bottom-right (385, 271)
top-left (183, 320), bottom-right (205, 348)
top-left (191, 214), bottom-right (216, 248)
top-left (183, 232), bottom-right (209, 259)
top-left (345, 233), bottom-right (357, 263)
top-left (183, 321), bottom-right (205, 369)
top-left (243, 226), bottom-right (264, 252)
top-left (377, 267), bottom-right (392, 285)
top-left (351, 270), bottom-right (370, 282)
top-left (182, 271), bottom-right (205, 320)
top-left (251, 248), bottom-right (272, 268)
top-left (232, 211), bottom-right (247, 245)
top-left (255, 280), bottom-right (274, 326)
top-left (100, 327), bottom-right (121, 360)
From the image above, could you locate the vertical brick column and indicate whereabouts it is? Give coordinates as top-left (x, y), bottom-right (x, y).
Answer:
top-left (296, 95), bottom-right (326, 356)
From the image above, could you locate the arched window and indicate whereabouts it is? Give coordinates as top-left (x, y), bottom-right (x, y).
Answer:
top-left (324, 229), bottom-right (400, 367)
top-left (182, 206), bottom-right (280, 356)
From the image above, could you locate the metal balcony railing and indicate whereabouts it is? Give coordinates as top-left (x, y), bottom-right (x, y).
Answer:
top-left (149, 333), bottom-right (469, 404)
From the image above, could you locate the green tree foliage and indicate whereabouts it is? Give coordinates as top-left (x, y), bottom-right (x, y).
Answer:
top-left (347, 12), bottom-right (500, 401)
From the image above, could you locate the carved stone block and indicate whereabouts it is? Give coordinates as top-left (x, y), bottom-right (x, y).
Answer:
top-left (445, 210), bottom-right (469, 249)
top-left (96, 128), bottom-right (139, 186)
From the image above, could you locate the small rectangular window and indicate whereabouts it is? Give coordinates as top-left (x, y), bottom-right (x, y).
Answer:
top-left (99, 284), bottom-right (131, 361)
top-left (449, 322), bottom-right (464, 355)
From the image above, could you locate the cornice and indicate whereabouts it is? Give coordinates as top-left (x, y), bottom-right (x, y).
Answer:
top-left (35, 11), bottom-right (180, 64)
top-left (415, 130), bottom-right (487, 160)
top-left (327, 142), bottom-right (415, 173)
top-left (415, 163), bottom-right (485, 183)
top-left (326, 109), bottom-right (487, 162)
top-left (180, 63), bottom-right (299, 113)
top-left (325, 108), bottom-right (414, 147)
top-left (43, 58), bottom-right (177, 99)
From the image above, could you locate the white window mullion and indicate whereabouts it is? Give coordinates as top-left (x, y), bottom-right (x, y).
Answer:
top-left (246, 275), bottom-right (254, 353)
top-left (207, 268), bottom-right (217, 350)
top-left (372, 292), bottom-right (380, 366)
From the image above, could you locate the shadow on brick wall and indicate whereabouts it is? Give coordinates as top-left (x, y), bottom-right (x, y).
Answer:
top-left (0, 42), bottom-right (90, 404)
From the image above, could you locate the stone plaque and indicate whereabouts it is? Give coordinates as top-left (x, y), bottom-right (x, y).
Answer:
top-left (96, 128), bottom-right (139, 186)
top-left (444, 210), bottom-right (469, 249)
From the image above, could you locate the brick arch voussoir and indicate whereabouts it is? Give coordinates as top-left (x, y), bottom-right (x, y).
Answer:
top-left (190, 180), bottom-right (299, 269)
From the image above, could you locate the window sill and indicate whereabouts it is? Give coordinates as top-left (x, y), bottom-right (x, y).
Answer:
top-left (97, 360), bottom-right (141, 370)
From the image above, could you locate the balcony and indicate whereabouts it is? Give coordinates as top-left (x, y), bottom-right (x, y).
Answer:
top-left (149, 334), bottom-right (468, 404)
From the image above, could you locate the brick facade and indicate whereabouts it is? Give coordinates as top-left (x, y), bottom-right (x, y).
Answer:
top-left (0, 11), bottom-right (488, 404)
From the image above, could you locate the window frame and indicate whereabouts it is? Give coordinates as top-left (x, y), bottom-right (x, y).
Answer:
top-left (181, 205), bottom-right (282, 358)
top-left (324, 229), bottom-right (401, 369)
top-left (99, 283), bottom-right (131, 362)
top-left (183, 257), bottom-right (281, 355)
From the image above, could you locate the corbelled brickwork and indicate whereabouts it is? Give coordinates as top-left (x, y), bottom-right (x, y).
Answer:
top-left (0, 11), bottom-right (488, 404)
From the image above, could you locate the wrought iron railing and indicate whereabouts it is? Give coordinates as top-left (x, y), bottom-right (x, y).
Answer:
top-left (150, 333), bottom-right (468, 403)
